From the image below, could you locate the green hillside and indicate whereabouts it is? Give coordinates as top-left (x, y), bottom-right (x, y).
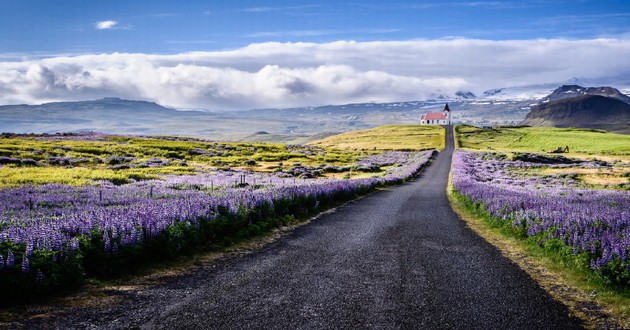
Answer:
top-left (310, 125), bottom-right (444, 151)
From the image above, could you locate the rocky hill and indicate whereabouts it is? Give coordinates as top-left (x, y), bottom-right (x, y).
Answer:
top-left (522, 94), bottom-right (630, 133)
top-left (540, 85), bottom-right (630, 104)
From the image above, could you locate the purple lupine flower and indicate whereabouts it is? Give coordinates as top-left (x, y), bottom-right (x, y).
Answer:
top-left (25, 241), bottom-right (34, 257)
top-left (0, 149), bottom-right (433, 277)
top-left (21, 256), bottom-right (29, 273)
top-left (451, 150), bottom-right (630, 276)
top-left (6, 250), bottom-right (14, 268)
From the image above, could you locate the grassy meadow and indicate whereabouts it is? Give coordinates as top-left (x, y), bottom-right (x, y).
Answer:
top-left (0, 126), bottom-right (446, 188)
top-left (310, 125), bottom-right (444, 151)
top-left (0, 133), bottom-right (368, 188)
top-left (454, 125), bottom-right (630, 190)
top-left (455, 125), bottom-right (630, 156)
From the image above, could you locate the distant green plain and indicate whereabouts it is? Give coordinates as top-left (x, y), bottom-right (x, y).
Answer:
top-left (456, 125), bottom-right (630, 156)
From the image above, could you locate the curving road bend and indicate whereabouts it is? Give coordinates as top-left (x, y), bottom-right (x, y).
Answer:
top-left (20, 126), bottom-right (581, 329)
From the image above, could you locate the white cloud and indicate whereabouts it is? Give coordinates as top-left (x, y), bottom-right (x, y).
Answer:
top-left (244, 7), bottom-right (273, 13)
top-left (0, 38), bottom-right (629, 110)
top-left (95, 20), bottom-right (118, 30)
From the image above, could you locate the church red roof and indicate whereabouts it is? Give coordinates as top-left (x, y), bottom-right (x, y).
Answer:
top-left (421, 112), bottom-right (448, 120)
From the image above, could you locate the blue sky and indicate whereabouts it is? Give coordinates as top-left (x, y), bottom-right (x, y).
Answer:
top-left (3, 0), bottom-right (630, 55)
top-left (1, 1), bottom-right (629, 109)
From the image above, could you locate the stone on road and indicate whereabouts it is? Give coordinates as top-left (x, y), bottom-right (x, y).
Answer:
top-left (26, 126), bottom-right (582, 329)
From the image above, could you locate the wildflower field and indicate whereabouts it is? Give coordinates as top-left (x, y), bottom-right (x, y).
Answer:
top-left (0, 131), bottom-right (436, 303)
top-left (452, 126), bottom-right (630, 290)
top-left (451, 149), bottom-right (630, 286)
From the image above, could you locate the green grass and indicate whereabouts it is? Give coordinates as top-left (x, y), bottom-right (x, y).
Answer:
top-left (310, 125), bottom-right (444, 151)
top-left (456, 125), bottom-right (630, 156)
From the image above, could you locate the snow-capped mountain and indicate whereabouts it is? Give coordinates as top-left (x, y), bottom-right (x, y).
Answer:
top-left (481, 83), bottom-right (558, 101)
top-left (480, 77), bottom-right (630, 102)
top-left (539, 85), bottom-right (630, 104)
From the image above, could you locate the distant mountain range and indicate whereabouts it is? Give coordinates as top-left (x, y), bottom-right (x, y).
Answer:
top-left (3, 97), bottom-right (175, 114)
top-left (0, 96), bottom-right (533, 141)
top-left (2, 80), bottom-right (629, 140)
top-left (522, 86), bottom-right (630, 134)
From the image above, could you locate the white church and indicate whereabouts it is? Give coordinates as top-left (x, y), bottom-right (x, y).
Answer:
top-left (420, 103), bottom-right (451, 125)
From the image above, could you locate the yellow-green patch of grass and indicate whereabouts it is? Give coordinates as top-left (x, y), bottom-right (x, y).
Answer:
top-left (0, 166), bottom-right (178, 187)
top-left (0, 167), bottom-right (132, 187)
top-left (456, 125), bottom-right (630, 156)
top-left (536, 167), bottom-right (629, 187)
top-left (310, 125), bottom-right (444, 151)
top-left (508, 163), bottom-right (630, 190)
top-left (447, 181), bottom-right (630, 328)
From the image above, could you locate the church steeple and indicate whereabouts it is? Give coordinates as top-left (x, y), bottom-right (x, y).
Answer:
top-left (443, 103), bottom-right (451, 125)
top-left (443, 103), bottom-right (450, 112)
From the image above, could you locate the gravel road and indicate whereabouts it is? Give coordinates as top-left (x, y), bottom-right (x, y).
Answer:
top-left (16, 126), bottom-right (582, 329)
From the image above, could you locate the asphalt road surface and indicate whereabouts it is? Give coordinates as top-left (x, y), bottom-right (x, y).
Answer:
top-left (20, 126), bottom-right (582, 329)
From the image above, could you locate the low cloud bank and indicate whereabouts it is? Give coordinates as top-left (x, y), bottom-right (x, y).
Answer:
top-left (1, 38), bottom-right (628, 110)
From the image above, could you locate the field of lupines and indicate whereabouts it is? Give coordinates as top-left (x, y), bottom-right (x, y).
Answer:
top-left (451, 150), bottom-right (630, 285)
top-left (0, 133), bottom-right (434, 301)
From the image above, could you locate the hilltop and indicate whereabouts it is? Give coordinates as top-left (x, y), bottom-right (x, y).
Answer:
top-left (539, 85), bottom-right (630, 104)
top-left (309, 125), bottom-right (444, 151)
top-left (521, 86), bottom-right (630, 134)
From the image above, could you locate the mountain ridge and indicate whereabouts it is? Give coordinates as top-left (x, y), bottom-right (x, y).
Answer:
top-left (540, 85), bottom-right (630, 104)
top-left (522, 94), bottom-right (630, 134)
top-left (0, 97), bottom-right (176, 113)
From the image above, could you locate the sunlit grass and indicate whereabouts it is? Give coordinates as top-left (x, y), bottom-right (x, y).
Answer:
top-left (456, 125), bottom-right (630, 157)
top-left (0, 167), bottom-right (135, 187)
top-left (310, 125), bottom-right (444, 151)
top-left (0, 134), bottom-right (372, 186)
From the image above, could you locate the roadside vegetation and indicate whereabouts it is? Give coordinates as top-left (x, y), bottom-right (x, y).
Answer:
top-left (0, 129), bottom-right (441, 305)
top-left (452, 125), bottom-right (630, 325)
